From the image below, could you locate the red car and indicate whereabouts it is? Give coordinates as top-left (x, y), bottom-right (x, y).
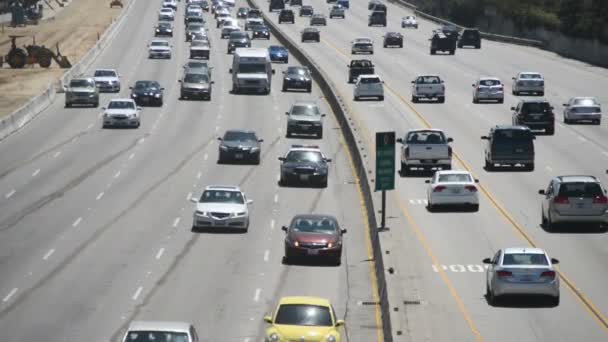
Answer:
top-left (282, 214), bottom-right (347, 265)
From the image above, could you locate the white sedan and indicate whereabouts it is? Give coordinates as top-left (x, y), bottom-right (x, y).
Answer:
top-left (426, 170), bottom-right (479, 211)
top-left (148, 39), bottom-right (172, 59)
top-left (354, 74), bottom-right (384, 101)
top-left (158, 8), bottom-right (175, 21)
top-left (190, 185), bottom-right (253, 232)
top-left (401, 15), bottom-right (418, 28)
top-left (102, 99), bottom-right (141, 128)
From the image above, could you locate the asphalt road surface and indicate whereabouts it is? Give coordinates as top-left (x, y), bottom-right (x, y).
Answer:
top-left (0, 1), bottom-right (381, 341)
top-left (257, 0), bottom-right (608, 341)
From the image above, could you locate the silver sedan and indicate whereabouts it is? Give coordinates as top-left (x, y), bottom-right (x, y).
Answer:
top-left (483, 247), bottom-right (560, 306)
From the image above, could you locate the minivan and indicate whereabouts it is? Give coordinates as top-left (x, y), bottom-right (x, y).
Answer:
top-left (482, 125), bottom-right (535, 171)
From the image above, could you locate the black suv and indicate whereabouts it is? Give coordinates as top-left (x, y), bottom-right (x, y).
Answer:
top-left (482, 125), bottom-right (535, 171)
top-left (299, 5), bottom-right (313, 16)
top-left (227, 31), bottom-right (251, 54)
top-left (282, 66), bottom-right (312, 92)
top-left (383, 32), bottom-right (403, 48)
top-left (458, 28), bottom-right (481, 48)
top-left (512, 99), bottom-right (555, 135)
top-left (130, 80), bottom-right (164, 106)
top-left (301, 27), bottom-right (320, 42)
top-left (278, 9), bottom-right (295, 24)
top-left (430, 31), bottom-right (456, 55)
top-left (368, 11), bottom-right (386, 26)
top-left (269, 0), bottom-right (285, 12)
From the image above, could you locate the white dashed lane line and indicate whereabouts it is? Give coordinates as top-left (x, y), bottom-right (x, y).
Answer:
top-left (2, 288), bottom-right (18, 302)
top-left (53, 151), bottom-right (61, 158)
top-left (5, 189), bottom-right (15, 199)
top-left (172, 217), bottom-right (181, 228)
top-left (96, 192), bottom-right (105, 200)
top-left (204, 153), bottom-right (208, 161)
top-left (578, 135), bottom-right (587, 142)
top-left (132, 286), bottom-right (143, 301)
top-left (155, 248), bottom-right (165, 260)
top-left (253, 288), bottom-right (261, 302)
top-left (42, 248), bottom-right (55, 261)
top-left (263, 250), bottom-right (269, 262)
top-left (114, 171), bottom-right (121, 178)
top-left (270, 219), bottom-right (275, 230)
top-left (86, 123), bottom-right (94, 130)
top-left (196, 171), bottom-right (202, 179)
top-left (128, 153), bottom-right (135, 160)
top-left (32, 169), bottom-right (40, 177)
top-left (274, 194), bottom-right (279, 203)
top-left (72, 217), bottom-right (82, 227)
top-left (187, 192), bottom-right (192, 200)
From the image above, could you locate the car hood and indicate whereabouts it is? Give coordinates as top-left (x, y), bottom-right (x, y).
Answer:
top-left (94, 76), bottom-right (118, 82)
top-left (222, 141), bottom-right (258, 149)
top-left (182, 82), bottom-right (210, 89)
top-left (157, 26), bottom-right (172, 31)
top-left (291, 232), bottom-right (337, 244)
top-left (191, 45), bottom-right (209, 50)
top-left (149, 46), bottom-right (171, 51)
top-left (229, 39), bottom-right (249, 44)
top-left (195, 202), bottom-right (246, 213)
top-left (289, 114), bottom-right (320, 122)
top-left (105, 108), bottom-right (137, 116)
top-left (68, 87), bottom-right (95, 92)
top-left (271, 325), bottom-right (336, 340)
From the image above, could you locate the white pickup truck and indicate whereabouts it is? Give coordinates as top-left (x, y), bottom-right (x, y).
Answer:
top-left (396, 129), bottom-right (453, 175)
top-left (411, 74), bottom-right (445, 103)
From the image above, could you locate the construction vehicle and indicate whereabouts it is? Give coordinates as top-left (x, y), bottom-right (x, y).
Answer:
top-left (3, 35), bottom-right (71, 69)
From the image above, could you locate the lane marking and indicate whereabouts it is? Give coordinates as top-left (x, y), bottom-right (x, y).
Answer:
top-left (545, 166), bottom-right (553, 173)
top-left (187, 192), bottom-right (193, 200)
top-left (2, 288), bottom-right (18, 302)
top-left (263, 250), bottom-right (269, 262)
top-left (270, 219), bottom-right (275, 230)
top-left (215, 126), bottom-right (220, 132)
top-left (132, 286), bottom-right (143, 301)
top-left (72, 217), bottom-right (82, 227)
top-left (96, 192), bottom-right (105, 200)
top-left (172, 217), bottom-right (181, 228)
top-left (578, 135), bottom-right (587, 142)
top-left (53, 151), bottom-right (61, 158)
top-left (5, 190), bottom-right (16, 199)
top-left (156, 248), bottom-right (165, 260)
top-left (197, 171), bottom-right (202, 179)
top-left (32, 169), bottom-right (40, 177)
top-left (603, 151), bottom-right (608, 158)
top-left (86, 123), bottom-right (94, 130)
top-left (253, 288), bottom-right (261, 302)
top-left (204, 153), bottom-right (208, 161)
top-left (129, 153), bottom-right (135, 160)
top-left (274, 194), bottom-right (279, 203)
top-left (114, 171), bottom-right (121, 178)
top-left (431, 264), bottom-right (488, 273)
top-left (42, 248), bottom-right (55, 261)
top-left (408, 199), bottom-right (428, 205)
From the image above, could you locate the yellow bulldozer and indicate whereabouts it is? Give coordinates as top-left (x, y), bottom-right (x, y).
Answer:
top-left (1, 35), bottom-right (71, 69)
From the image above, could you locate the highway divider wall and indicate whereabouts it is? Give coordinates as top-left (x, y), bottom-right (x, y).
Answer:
top-left (247, 1), bottom-right (393, 341)
top-left (0, 0), bottom-right (136, 142)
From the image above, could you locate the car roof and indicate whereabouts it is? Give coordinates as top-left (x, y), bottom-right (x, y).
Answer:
top-left (95, 68), bottom-right (116, 72)
top-left (150, 39), bottom-right (170, 43)
top-left (408, 128), bottom-right (444, 133)
top-left (354, 37), bottom-right (373, 41)
top-left (292, 214), bottom-right (337, 221)
top-left (435, 170), bottom-right (472, 176)
top-left (555, 175), bottom-right (599, 183)
top-left (519, 99), bottom-right (550, 104)
top-left (359, 74), bottom-right (380, 79)
top-left (205, 185), bottom-right (242, 191)
top-left (109, 98), bottom-right (135, 102)
top-left (127, 321), bottom-right (191, 333)
top-left (278, 296), bottom-right (331, 307)
top-left (519, 71), bottom-right (542, 75)
top-left (288, 145), bottom-right (322, 152)
top-left (303, 27), bottom-right (319, 31)
top-left (503, 247), bottom-right (546, 255)
top-left (478, 77), bottom-right (500, 81)
top-left (493, 125), bottom-right (532, 131)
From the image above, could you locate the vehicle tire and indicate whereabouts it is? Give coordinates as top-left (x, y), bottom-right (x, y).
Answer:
top-left (316, 38), bottom-right (320, 42)
top-left (471, 204), bottom-right (479, 212)
top-left (438, 96), bottom-right (445, 103)
top-left (457, 43), bottom-right (463, 48)
top-left (546, 212), bottom-right (554, 231)
top-left (551, 295), bottom-right (560, 307)
top-left (93, 101), bottom-right (99, 108)
top-left (378, 96), bottom-right (384, 101)
top-left (539, 91), bottom-right (545, 96)
top-left (545, 127), bottom-right (554, 135)
top-left (541, 208), bottom-right (548, 227)
top-left (486, 284), bottom-right (495, 306)
top-left (286, 129), bottom-right (292, 138)
top-left (65, 102), bottom-right (71, 108)
top-left (485, 158), bottom-right (493, 171)
top-left (320, 178), bottom-right (328, 188)
top-left (443, 164), bottom-right (451, 170)
top-left (255, 155), bottom-right (261, 165)
top-left (594, 119), bottom-right (601, 125)
top-left (301, 38), bottom-right (305, 42)
top-left (449, 49), bottom-right (455, 55)
top-left (473, 97), bottom-right (478, 104)
top-left (282, 83), bottom-right (287, 92)
top-left (334, 257), bottom-right (341, 266)
top-left (525, 163), bottom-right (535, 171)
top-left (430, 49), bottom-right (436, 55)
top-left (411, 96), bottom-right (418, 103)
top-left (383, 44), bottom-right (387, 48)
top-left (353, 95), bottom-right (359, 101)
top-left (317, 128), bottom-right (323, 139)
top-left (38, 55), bottom-right (52, 68)
top-left (306, 85), bottom-right (312, 93)
top-left (399, 44), bottom-right (403, 48)
top-left (427, 201), bottom-right (435, 212)
top-left (232, 85), bottom-right (238, 94)
top-left (498, 98), bottom-right (504, 104)
top-left (512, 90), bottom-right (518, 96)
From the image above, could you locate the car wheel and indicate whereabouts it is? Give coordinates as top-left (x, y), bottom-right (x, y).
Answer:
top-left (443, 164), bottom-right (452, 170)
top-left (498, 98), bottom-right (504, 104)
top-left (551, 295), bottom-right (560, 306)
top-left (471, 204), bottom-right (479, 212)
top-left (486, 284), bottom-right (495, 305)
top-left (430, 49), bottom-right (436, 55)
top-left (378, 96), bottom-right (384, 101)
top-left (545, 127), bottom-right (554, 135)
top-left (282, 83), bottom-right (287, 92)
top-left (93, 102), bottom-right (99, 108)
top-left (546, 212), bottom-right (554, 231)
top-left (438, 96), bottom-right (445, 103)
top-left (594, 119), bottom-right (601, 125)
top-left (306, 85), bottom-right (312, 93)
top-left (512, 90), bottom-right (518, 95)
top-left (449, 49), bottom-right (455, 55)
top-left (321, 178), bottom-right (328, 188)
top-left (333, 257), bottom-right (341, 266)
top-left (286, 130), bottom-right (292, 138)
top-left (473, 97), bottom-right (478, 104)
top-left (485, 158), bottom-right (494, 171)
top-left (541, 208), bottom-right (548, 227)
top-left (539, 91), bottom-right (545, 96)
top-left (317, 128), bottom-right (323, 139)
top-left (411, 96), bottom-right (418, 103)
top-left (525, 163), bottom-right (535, 171)
top-left (65, 103), bottom-right (71, 108)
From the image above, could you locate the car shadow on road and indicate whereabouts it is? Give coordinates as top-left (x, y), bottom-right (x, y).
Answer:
top-left (426, 205), bottom-right (478, 213)
top-left (191, 226), bottom-right (247, 234)
top-left (539, 222), bottom-right (607, 234)
top-left (398, 169), bottom-right (434, 178)
top-left (282, 256), bottom-right (340, 267)
top-left (482, 165), bottom-right (533, 172)
top-left (484, 294), bottom-right (558, 308)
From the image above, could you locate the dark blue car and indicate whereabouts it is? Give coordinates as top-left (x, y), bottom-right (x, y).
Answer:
top-left (268, 45), bottom-right (289, 63)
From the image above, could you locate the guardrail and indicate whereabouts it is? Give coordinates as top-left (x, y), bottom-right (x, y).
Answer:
top-left (247, 1), bottom-right (393, 341)
top-left (0, 0), bottom-right (135, 141)
top-left (391, 0), bottom-right (545, 48)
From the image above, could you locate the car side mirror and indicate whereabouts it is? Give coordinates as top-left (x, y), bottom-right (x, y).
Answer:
top-left (410, 80), bottom-right (415, 83)
top-left (425, 180), bottom-right (430, 183)
top-left (229, 68), bottom-right (232, 73)
top-left (285, 111), bottom-right (290, 115)
top-left (321, 114), bottom-right (326, 117)
top-left (475, 179), bottom-right (479, 183)
top-left (211, 81), bottom-right (215, 84)
top-left (137, 107), bottom-right (142, 110)
top-left (396, 138), bottom-right (403, 143)
top-left (481, 136), bottom-right (488, 140)
top-left (189, 197), bottom-right (198, 203)
top-left (278, 157), bottom-right (286, 161)
top-left (217, 137), bottom-right (223, 141)
top-left (178, 80), bottom-right (182, 83)
top-left (336, 320), bottom-right (345, 327)
top-left (281, 226), bottom-right (288, 232)
top-left (129, 86), bottom-right (133, 89)
top-left (482, 258), bottom-right (493, 264)
top-left (263, 316), bottom-right (273, 323)
top-left (472, 84), bottom-right (475, 87)
top-left (272, 69), bottom-right (276, 74)
top-left (341, 229), bottom-right (347, 234)
top-left (258, 139), bottom-right (264, 142)
top-left (161, 87), bottom-right (165, 90)
top-left (447, 137), bottom-right (453, 142)
top-left (511, 77), bottom-right (516, 80)
top-left (538, 189), bottom-right (545, 195)
top-left (246, 199), bottom-right (254, 205)
top-left (101, 107), bottom-right (106, 110)
top-left (510, 107), bottom-right (515, 111)
top-left (441, 80), bottom-right (444, 83)
top-left (325, 158), bottom-right (332, 162)
top-left (563, 103), bottom-right (568, 106)
top-left (551, 258), bottom-right (559, 264)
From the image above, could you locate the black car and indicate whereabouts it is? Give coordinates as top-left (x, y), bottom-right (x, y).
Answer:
top-left (383, 32), bottom-right (403, 48)
top-left (368, 11), bottom-right (386, 26)
top-left (290, 0), bottom-right (303, 5)
top-left (511, 99), bottom-right (555, 135)
top-left (247, 8), bottom-right (262, 18)
top-left (310, 14), bottom-right (327, 26)
top-left (269, 0), bottom-right (285, 12)
top-left (458, 28), bottom-right (481, 48)
top-left (299, 5), bottom-right (313, 16)
top-left (279, 146), bottom-right (331, 187)
top-left (251, 24), bottom-right (271, 39)
top-left (481, 125), bottom-right (535, 171)
top-left (218, 130), bottom-right (264, 164)
top-left (155, 22), bottom-right (174, 37)
top-left (278, 9), bottom-right (295, 24)
top-left (282, 66), bottom-right (312, 92)
top-left (301, 27), bottom-right (320, 42)
top-left (237, 7), bottom-right (249, 18)
top-left (227, 31), bottom-right (251, 54)
top-left (441, 25), bottom-right (461, 39)
top-left (200, 0), bottom-right (210, 11)
top-left (130, 80), bottom-right (164, 106)
top-left (430, 31), bottom-right (456, 55)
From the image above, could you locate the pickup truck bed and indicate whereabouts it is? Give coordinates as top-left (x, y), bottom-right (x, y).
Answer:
top-left (397, 129), bottom-right (453, 175)
top-left (348, 59), bottom-right (375, 83)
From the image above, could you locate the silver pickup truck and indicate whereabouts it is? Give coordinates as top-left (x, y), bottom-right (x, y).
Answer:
top-left (397, 129), bottom-right (453, 175)
top-left (411, 74), bottom-right (445, 103)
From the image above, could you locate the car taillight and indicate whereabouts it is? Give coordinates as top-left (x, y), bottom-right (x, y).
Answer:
top-left (433, 185), bottom-right (446, 192)
top-left (541, 271), bottom-right (556, 279)
top-left (404, 146), bottom-right (409, 158)
top-left (593, 196), bottom-right (608, 204)
top-left (553, 196), bottom-right (569, 204)
top-left (465, 185), bottom-right (477, 192)
top-left (448, 146), bottom-right (452, 158)
top-left (497, 271), bottom-right (512, 278)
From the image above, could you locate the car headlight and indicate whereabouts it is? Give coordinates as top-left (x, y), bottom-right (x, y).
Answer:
top-left (250, 146), bottom-right (260, 152)
top-left (103, 113), bottom-right (109, 118)
top-left (196, 210), bottom-right (208, 216)
top-left (129, 114), bottom-right (137, 118)
top-left (167, 29), bottom-right (172, 32)
top-left (235, 211), bottom-right (247, 216)
top-left (267, 333), bottom-right (280, 342)
top-left (154, 93), bottom-right (161, 97)
top-left (284, 77), bottom-right (291, 81)
top-left (326, 335), bottom-right (337, 342)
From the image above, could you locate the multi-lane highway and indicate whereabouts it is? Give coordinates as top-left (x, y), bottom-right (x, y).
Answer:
top-left (0, 1), bottom-right (381, 341)
top-left (257, 0), bottom-right (608, 341)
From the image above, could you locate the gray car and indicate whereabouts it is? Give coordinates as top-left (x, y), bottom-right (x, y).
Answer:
top-left (64, 77), bottom-right (99, 108)
top-left (227, 31), bottom-right (251, 54)
top-left (218, 129), bottom-right (264, 164)
top-left (329, 5), bottom-right (345, 19)
top-left (563, 96), bottom-right (602, 125)
top-left (483, 247), bottom-right (560, 306)
top-left (539, 175), bottom-right (608, 230)
top-left (310, 14), bottom-right (327, 26)
top-left (179, 71), bottom-right (213, 100)
top-left (286, 101), bottom-right (326, 138)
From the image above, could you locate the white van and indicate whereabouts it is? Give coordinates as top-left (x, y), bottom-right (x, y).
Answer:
top-left (230, 48), bottom-right (274, 94)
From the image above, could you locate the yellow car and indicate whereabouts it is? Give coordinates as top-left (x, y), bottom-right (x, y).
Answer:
top-left (264, 296), bottom-right (344, 342)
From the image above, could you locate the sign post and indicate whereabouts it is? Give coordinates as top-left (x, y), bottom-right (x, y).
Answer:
top-left (375, 132), bottom-right (396, 229)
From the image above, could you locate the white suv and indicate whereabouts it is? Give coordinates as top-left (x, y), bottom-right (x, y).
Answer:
top-left (354, 74), bottom-right (384, 101)
top-left (93, 68), bottom-right (121, 93)
top-left (191, 185), bottom-right (253, 232)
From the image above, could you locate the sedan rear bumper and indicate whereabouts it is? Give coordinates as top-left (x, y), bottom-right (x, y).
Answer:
top-left (493, 279), bottom-right (559, 297)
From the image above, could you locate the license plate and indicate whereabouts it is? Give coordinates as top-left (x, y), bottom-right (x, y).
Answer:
top-left (576, 203), bottom-right (587, 209)
top-left (307, 249), bottom-right (319, 255)
top-left (300, 125), bottom-right (311, 130)
top-left (451, 188), bottom-right (461, 194)
top-left (520, 276), bottom-right (532, 281)
top-left (300, 174), bottom-right (310, 181)
top-left (235, 153), bottom-right (243, 159)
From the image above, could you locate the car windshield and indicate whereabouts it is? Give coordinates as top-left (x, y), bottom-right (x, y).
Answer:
top-left (151, 41), bottom-right (169, 47)
top-left (406, 131), bottom-right (445, 144)
top-left (285, 151), bottom-right (323, 163)
top-left (94, 70), bottom-right (116, 77)
top-left (108, 101), bottom-right (135, 109)
top-left (269, 45), bottom-right (285, 51)
top-left (70, 80), bottom-right (93, 87)
top-left (572, 98), bottom-right (599, 106)
top-left (287, 67), bottom-right (309, 76)
top-left (224, 131), bottom-right (257, 142)
top-left (416, 76), bottom-right (441, 84)
top-left (158, 23), bottom-right (171, 28)
top-left (479, 79), bottom-right (501, 86)
top-left (252, 25), bottom-right (266, 31)
top-left (237, 63), bottom-right (267, 74)
top-left (125, 331), bottom-right (189, 342)
top-left (360, 77), bottom-right (381, 84)
top-left (521, 102), bottom-right (552, 114)
top-left (292, 217), bottom-right (337, 234)
top-left (160, 9), bottom-right (173, 13)
top-left (493, 129), bottom-right (533, 142)
top-left (186, 62), bottom-right (208, 69)
top-left (291, 105), bottom-right (320, 116)
top-left (558, 182), bottom-right (603, 197)
top-left (502, 253), bottom-right (548, 266)
top-left (230, 32), bottom-right (248, 39)
top-left (438, 174), bottom-right (472, 183)
top-left (135, 81), bottom-right (159, 89)
top-left (520, 73), bottom-right (542, 79)
top-left (184, 73), bottom-right (209, 83)
top-left (199, 190), bottom-right (244, 204)
top-left (571, 106), bottom-right (601, 113)
top-left (274, 304), bottom-right (333, 327)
